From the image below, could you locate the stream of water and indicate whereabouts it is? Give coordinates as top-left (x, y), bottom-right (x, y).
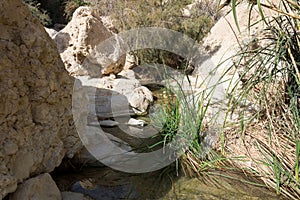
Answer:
top-left (52, 86), bottom-right (287, 200)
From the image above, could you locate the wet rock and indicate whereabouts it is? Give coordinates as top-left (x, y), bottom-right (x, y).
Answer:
top-left (61, 191), bottom-right (93, 200)
top-left (72, 126), bottom-right (132, 167)
top-left (9, 173), bottom-right (61, 200)
top-left (99, 120), bottom-right (119, 127)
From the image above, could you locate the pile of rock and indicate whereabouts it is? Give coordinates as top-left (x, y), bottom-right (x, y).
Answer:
top-left (49, 6), bottom-right (153, 119)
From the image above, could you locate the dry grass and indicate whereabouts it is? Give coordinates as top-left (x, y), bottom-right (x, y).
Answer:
top-left (221, 49), bottom-right (300, 199)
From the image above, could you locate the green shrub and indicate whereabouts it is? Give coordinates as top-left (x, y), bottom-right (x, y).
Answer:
top-left (96, 0), bottom-right (218, 42)
top-left (23, 0), bottom-right (52, 26)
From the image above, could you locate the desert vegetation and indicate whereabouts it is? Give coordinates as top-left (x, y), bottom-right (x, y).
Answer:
top-left (154, 1), bottom-right (300, 199)
top-left (22, 0), bottom-right (90, 26)
top-left (23, 0), bottom-right (52, 26)
top-left (90, 0), bottom-right (220, 72)
top-left (224, 0), bottom-right (300, 199)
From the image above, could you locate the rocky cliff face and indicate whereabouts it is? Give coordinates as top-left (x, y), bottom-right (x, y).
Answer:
top-left (0, 0), bottom-right (81, 198)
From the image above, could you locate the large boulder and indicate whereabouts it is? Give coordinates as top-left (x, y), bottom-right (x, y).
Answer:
top-left (0, 0), bottom-right (81, 198)
top-left (192, 2), bottom-right (278, 123)
top-left (54, 6), bottom-right (125, 77)
top-left (9, 173), bottom-right (61, 200)
top-left (196, 2), bottom-right (278, 87)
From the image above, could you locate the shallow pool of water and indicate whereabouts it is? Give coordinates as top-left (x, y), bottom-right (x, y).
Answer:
top-left (53, 166), bottom-right (286, 200)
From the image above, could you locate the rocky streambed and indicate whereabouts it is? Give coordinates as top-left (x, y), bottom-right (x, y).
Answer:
top-left (52, 84), bottom-right (285, 200)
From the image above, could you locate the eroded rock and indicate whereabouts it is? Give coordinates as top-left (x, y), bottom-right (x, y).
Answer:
top-left (54, 6), bottom-right (125, 77)
top-left (0, 0), bottom-right (81, 198)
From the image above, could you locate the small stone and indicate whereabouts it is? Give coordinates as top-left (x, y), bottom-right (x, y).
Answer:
top-left (109, 73), bottom-right (116, 80)
top-left (127, 118), bottom-right (146, 127)
top-left (118, 69), bottom-right (136, 79)
top-left (128, 86), bottom-right (153, 115)
top-left (124, 52), bottom-right (138, 70)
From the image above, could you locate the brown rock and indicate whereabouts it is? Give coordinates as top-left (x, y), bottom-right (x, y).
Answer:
top-left (0, 0), bottom-right (81, 198)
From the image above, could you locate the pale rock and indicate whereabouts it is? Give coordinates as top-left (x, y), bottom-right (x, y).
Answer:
top-left (124, 52), bottom-right (138, 70)
top-left (196, 2), bottom-right (278, 91)
top-left (127, 118), bottom-right (146, 126)
top-left (193, 2), bottom-right (277, 100)
top-left (54, 6), bottom-right (125, 77)
top-left (100, 16), bottom-right (118, 33)
top-left (128, 86), bottom-right (153, 115)
top-left (9, 173), bottom-right (61, 200)
top-left (109, 73), bottom-right (116, 80)
top-left (76, 73), bottom-right (153, 117)
top-left (188, 2), bottom-right (278, 148)
top-left (118, 69), bottom-right (136, 79)
top-left (44, 27), bottom-right (57, 39)
top-left (12, 151), bottom-right (34, 181)
top-left (113, 77), bottom-right (141, 96)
